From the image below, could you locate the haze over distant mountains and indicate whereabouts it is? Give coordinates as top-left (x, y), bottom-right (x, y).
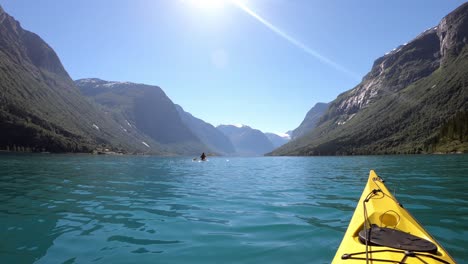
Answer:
top-left (265, 133), bottom-right (291, 148)
top-left (175, 104), bottom-right (236, 155)
top-left (76, 79), bottom-right (288, 156)
top-left (216, 125), bottom-right (276, 156)
top-left (272, 2), bottom-right (468, 155)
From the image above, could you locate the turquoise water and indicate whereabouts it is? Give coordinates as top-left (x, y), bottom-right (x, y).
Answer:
top-left (0, 154), bottom-right (466, 263)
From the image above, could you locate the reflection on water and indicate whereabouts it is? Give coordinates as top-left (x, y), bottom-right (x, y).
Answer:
top-left (0, 154), bottom-right (466, 263)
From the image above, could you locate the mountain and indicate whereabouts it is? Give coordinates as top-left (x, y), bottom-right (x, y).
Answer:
top-left (271, 3), bottom-right (468, 156)
top-left (75, 79), bottom-right (208, 155)
top-left (0, 5), bottom-right (156, 153)
top-left (265, 133), bottom-right (290, 148)
top-left (217, 125), bottom-right (275, 156)
top-left (291, 102), bottom-right (329, 139)
top-left (175, 105), bottom-right (236, 155)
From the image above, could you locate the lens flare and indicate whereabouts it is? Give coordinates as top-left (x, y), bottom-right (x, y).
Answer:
top-left (231, 1), bottom-right (360, 81)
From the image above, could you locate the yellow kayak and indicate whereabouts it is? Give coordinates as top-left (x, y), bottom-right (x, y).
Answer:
top-left (332, 170), bottom-right (455, 263)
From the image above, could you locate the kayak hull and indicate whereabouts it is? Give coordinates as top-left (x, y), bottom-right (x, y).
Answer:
top-left (332, 170), bottom-right (455, 263)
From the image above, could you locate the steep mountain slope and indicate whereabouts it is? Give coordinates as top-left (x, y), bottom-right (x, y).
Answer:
top-left (265, 133), bottom-right (290, 148)
top-left (217, 125), bottom-right (275, 156)
top-left (0, 6), bottom-right (154, 153)
top-left (175, 105), bottom-right (236, 155)
top-left (76, 79), bottom-right (207, 155)
top-left (271, 3), bottom-right (468, 155)
top-left (291, 102), bottom-right (329, 139)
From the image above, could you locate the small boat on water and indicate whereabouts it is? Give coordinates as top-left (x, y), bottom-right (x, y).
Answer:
top-left (332, 170), bottom-right (455, 263)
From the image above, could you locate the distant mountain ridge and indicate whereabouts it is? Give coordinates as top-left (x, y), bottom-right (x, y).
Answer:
top-left (75, 78), bottom-right (291, 156)
top-left (265, 133), bottom-right (290, 148)
top-left (271, 2), bottom-right (468, 155)
top-left (217, 125), bottom-right (276, 156)
top-left (175, 105), bottom-right (236, 155)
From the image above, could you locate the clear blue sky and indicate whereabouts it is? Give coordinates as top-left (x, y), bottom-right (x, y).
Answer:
top-left (1, 0), bottom-right (465, 134)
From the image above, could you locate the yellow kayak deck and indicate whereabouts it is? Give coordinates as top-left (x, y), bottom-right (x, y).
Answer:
top-left (332, 170), bottom-right (455, 263)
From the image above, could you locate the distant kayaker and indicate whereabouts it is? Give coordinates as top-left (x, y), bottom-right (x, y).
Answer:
top-left (200, 152), bottom-right (206, 161)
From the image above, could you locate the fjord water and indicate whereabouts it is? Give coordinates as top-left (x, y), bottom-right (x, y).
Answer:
top-left (0, 154), bottom-right (466, 263)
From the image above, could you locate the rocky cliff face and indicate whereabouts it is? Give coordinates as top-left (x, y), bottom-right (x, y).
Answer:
top-left (326, 3), bottom-right (468, 123)
top-left (437, 3), bottom-right (468, 63)
top-left (271, 2), bottom-right (468, 156)
top-left (326, 27), bottom-right (441, 122)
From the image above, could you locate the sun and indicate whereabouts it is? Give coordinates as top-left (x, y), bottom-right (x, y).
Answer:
top-left (182, 0), bottom-right (248, 13)
top-left (186, 0), bottom-right (228, 11)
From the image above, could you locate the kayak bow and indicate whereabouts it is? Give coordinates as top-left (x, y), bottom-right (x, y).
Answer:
top-left (332, 170), bottom-right (455, 263)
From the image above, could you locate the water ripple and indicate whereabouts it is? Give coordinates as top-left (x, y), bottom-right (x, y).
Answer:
top-left (107, 235), bottom-right (180, 245)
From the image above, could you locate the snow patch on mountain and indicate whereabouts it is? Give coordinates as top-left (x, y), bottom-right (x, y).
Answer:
top-left (79, 78), bottom-right (99, 84)
top-left (274, 133), bottom-right (291, 139)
